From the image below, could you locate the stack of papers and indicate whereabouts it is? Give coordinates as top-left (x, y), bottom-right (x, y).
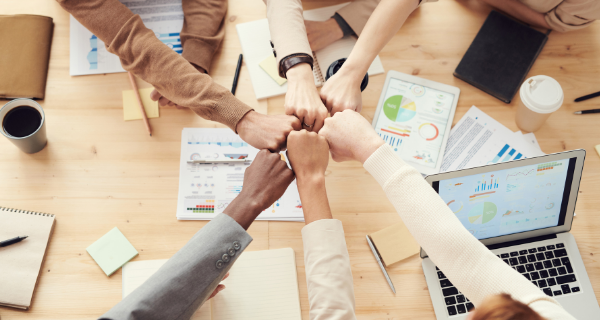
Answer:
top-left (176, 128), bottom-right (303, 221)
top-left (441, 106), bottom-right (544, 172)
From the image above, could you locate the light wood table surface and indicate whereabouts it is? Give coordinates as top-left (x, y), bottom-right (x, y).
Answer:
top-left (1, 0), bottom-right (600, 319)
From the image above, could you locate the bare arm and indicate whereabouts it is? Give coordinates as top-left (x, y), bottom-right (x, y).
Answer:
top-left (479, 0), bottom-right (551, 29)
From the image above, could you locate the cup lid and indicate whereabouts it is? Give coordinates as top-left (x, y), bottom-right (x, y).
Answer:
top-left (520, 75), bottom-right (563, 114)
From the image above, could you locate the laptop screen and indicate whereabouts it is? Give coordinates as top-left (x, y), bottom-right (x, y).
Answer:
top-left (432, 157), bottom-right (577, 240)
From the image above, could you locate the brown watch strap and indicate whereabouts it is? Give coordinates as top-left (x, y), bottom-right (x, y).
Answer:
top-left (279, 53), bottom-right (314, 78)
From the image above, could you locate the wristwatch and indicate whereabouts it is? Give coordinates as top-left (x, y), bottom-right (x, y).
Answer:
top-left (278, 53), bottom-right (314, 78)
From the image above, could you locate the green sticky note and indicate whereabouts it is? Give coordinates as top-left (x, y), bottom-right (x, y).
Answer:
top-left (87, 227), bottom-right (139, 276)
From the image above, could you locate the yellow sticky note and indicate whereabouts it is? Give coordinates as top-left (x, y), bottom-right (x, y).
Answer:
top-left (259, 55), bottom-right (287, 86)
top-left (595, 144), bottom-right (600, 158)
top-left (122, 87), bottom-right (159, 121)
top-left (369, 222), bottom-right (420, 267)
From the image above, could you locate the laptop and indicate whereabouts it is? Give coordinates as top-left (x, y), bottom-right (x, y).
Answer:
top-left (422, 150), bottom-right (600, 319)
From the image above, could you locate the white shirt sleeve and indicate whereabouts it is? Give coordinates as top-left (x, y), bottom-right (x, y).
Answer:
top-left (302, 219), bottom-right (357, 320)
top-left (363, 144), bottom-right (575, 320)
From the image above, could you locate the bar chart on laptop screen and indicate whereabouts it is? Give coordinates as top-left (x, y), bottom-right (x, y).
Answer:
top-left (438, 159), bottom-right (569, 240)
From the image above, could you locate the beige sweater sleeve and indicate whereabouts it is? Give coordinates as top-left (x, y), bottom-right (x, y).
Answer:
top-left (363, 144), bottom-right (576, 320)
top-left (302, 219), bottom-right (357, 320)
top-left (544, 0), bottom-right (600, 32)
top-left (57, 0), bottom-right (252, 131)
top-left (263, 0), bottom-right (313, 67)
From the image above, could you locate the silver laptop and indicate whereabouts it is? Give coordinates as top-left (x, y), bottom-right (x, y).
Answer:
top-left (421, 150), bottom-right (600, 319)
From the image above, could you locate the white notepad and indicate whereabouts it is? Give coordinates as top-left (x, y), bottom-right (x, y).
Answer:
top-left (122, 248), bottom-right (301, 320)
top-left (237, 2), bottom-right (385, 99)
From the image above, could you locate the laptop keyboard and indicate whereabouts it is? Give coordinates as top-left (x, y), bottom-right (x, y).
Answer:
top-left (435, 242), bottom-right (580, 317)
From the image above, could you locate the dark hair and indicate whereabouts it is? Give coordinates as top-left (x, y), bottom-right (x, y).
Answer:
top-left (471, 294), bottom-right (544, 320)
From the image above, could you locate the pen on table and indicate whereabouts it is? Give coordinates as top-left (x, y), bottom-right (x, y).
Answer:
top-left (127, 72), bottom-right (152, 136)
top-left (0, 236), bottom-right (28, 247)
top-left (187, 159), bottom-right (250, 164)
top-left (574, 90), bottom-right (600, 102)
top-left (573, 109), bottom-right (600, 115)
top-left (366, 235), bottom-right (396, 294)
top-left (231, 54), bottom-right (243, 95)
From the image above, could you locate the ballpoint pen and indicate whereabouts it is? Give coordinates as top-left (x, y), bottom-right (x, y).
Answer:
top-left (366, 235), bottom-right (396, 294)
top-left (0, 235), bottom-right (28, 247)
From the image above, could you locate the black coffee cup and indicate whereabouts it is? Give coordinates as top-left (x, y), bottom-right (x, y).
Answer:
top-left (325, 58), bottom-right (369, 92)
top-left (0, 99), bottom-right (47, 153)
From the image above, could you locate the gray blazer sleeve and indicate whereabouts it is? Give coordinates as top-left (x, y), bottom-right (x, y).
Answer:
top-left (99, 213), bottom-right (253, 320)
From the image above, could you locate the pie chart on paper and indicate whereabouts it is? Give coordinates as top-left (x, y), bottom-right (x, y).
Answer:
top-left (383, 95), bottom-right (417, 122)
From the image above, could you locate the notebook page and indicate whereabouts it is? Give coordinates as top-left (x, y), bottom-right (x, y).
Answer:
top-left (122, 259), bottom-right (211, 320)
top-left (212, 248), bottom-right (301, 320)
top-left (0, 208), bottom-right (55, 309)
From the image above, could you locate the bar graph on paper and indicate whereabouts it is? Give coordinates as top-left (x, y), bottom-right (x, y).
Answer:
top-left (489, 144), bottom-right (524, 164)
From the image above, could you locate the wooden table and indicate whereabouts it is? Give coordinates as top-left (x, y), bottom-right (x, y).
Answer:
top-left (1, 0), bottom-right (599, 319)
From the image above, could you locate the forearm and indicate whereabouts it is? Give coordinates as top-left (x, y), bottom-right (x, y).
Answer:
top-left (342, 0), bottom-right (419, 79)
top-left (363, 145), bottom-right (560, 307)
top-left (480, 0), bottom-right (550, 29)
top-left (297, 175), bottom-right (332, 225)
top-left (302, 219), bottom-right (356, 320)
top-left (58, 0), bottom-right (252, 130)
top-left (264, 0), bottom-right (313, 67)
top-left (99, 214), bottom-right (252, 320)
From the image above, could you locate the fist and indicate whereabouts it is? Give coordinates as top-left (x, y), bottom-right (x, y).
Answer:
top-left (318, 110), bottom-right (384, 163)
top-left (237, 112), bottom-right (301, 152)
top-left (320, 70), bottom-right (363, 116)
top-left (239, 150), bottom-right (295, 211)
top-left (287, 130), bottom-right (330, 181)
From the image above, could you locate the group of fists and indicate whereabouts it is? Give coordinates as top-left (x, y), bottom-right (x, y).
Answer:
top-left (226, 110), bottom-right (385, 227)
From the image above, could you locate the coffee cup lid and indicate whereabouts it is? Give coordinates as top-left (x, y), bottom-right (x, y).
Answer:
top-left (520, 75), bottom-right (563, 114)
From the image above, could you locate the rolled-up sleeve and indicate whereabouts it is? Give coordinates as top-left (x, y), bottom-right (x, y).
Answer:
top-left (263, 0), bottom-right (313, 66)
top-left (545, 0), bottom-right (600, 32)
top-left (302, 219), bottom-right (356, 320)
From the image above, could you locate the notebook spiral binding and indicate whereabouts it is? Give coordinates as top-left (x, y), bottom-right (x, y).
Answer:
top-left (0, 206), bottom-right (54, 217)
top-left (312, 51), bottom-right (325, 85)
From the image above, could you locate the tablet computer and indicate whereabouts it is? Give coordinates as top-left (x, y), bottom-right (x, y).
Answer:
top-left (372, 71), bottom-right (460, 175)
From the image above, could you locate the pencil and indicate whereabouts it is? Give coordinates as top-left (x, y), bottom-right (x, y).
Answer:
top-left (231, 54), bottom-right (243, 95)
top-left (127, 72), bottom-right (152, 136)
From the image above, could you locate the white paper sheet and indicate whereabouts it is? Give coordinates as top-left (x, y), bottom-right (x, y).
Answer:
top-left (441, 106), bottom-right (537, 172)
top-left (70, 0), bottom-right (184, 76)
top-left (176, 128), bottom-right (304, 221)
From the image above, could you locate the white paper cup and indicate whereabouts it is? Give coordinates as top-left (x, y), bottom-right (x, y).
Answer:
top-left (516, 75), bottom-right (563, 132)
top-left (0, 98), bottom-right (47, 153)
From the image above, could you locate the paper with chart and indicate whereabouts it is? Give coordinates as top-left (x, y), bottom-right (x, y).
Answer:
top-left (70, 0), bottom-right (184, 76)
top-left (176, 128), bottom-right (303, 221)
top-left (373, 78), bottom-right (457, 169)
top-left (440, 106), bottom-right (544, 172)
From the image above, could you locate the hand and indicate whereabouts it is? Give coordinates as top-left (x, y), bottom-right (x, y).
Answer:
top-left (223, 149), bottom-right (295, 229)
top-left (287, 130), bottom-right (330, 182)
top-left (318, 110), bottom-right (384, 163)
top-left (208, 272), bottom-right (229, 299)
top-left (285, 63), bottom-right (329, 132)
top-left (320, 66), bottom-right (363, 116)
top-left (150, 64), bottom-right (206, 107)
top-left (304, 19), bottom-right (344, 52)
top-left (287, 130), bottom-right (333, 224)
top-left (236, 111), bottom-right (301, 152)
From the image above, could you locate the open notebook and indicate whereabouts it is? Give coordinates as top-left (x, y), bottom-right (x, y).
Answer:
top-left (122, 248), bottom-right (301, 320)
top-left (0, 206), bottom-right (56, 309)
top-left (237, 2), bottom-right (385, 99)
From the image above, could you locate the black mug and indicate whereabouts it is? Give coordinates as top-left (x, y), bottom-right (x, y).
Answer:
top-left (325, 58), bottom-right (369, 92)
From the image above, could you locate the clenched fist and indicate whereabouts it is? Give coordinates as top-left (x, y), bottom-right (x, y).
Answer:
top-left (318, 110), bottom-right (384, 163)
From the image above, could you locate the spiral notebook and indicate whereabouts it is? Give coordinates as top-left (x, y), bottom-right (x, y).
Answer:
top-left (237, 3), bottom-right (384, 99)
top-left (0, 206), bottom-right (56, 310)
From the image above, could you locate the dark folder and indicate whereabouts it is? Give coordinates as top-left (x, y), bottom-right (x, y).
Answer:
top-left (453, 11), bottom-right (548, 103)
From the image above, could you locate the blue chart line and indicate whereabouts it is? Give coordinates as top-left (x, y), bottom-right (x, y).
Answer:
top-left (158, 32), bottom-right (182, 55)
top-left (378, 133), bottom-right (401, 147)
top-left (501, 148), bottom-right (516, 162)
top-left (492, 144), bottom-right (510, 163)
top-left (87, 35), bottom-right (98, 70)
